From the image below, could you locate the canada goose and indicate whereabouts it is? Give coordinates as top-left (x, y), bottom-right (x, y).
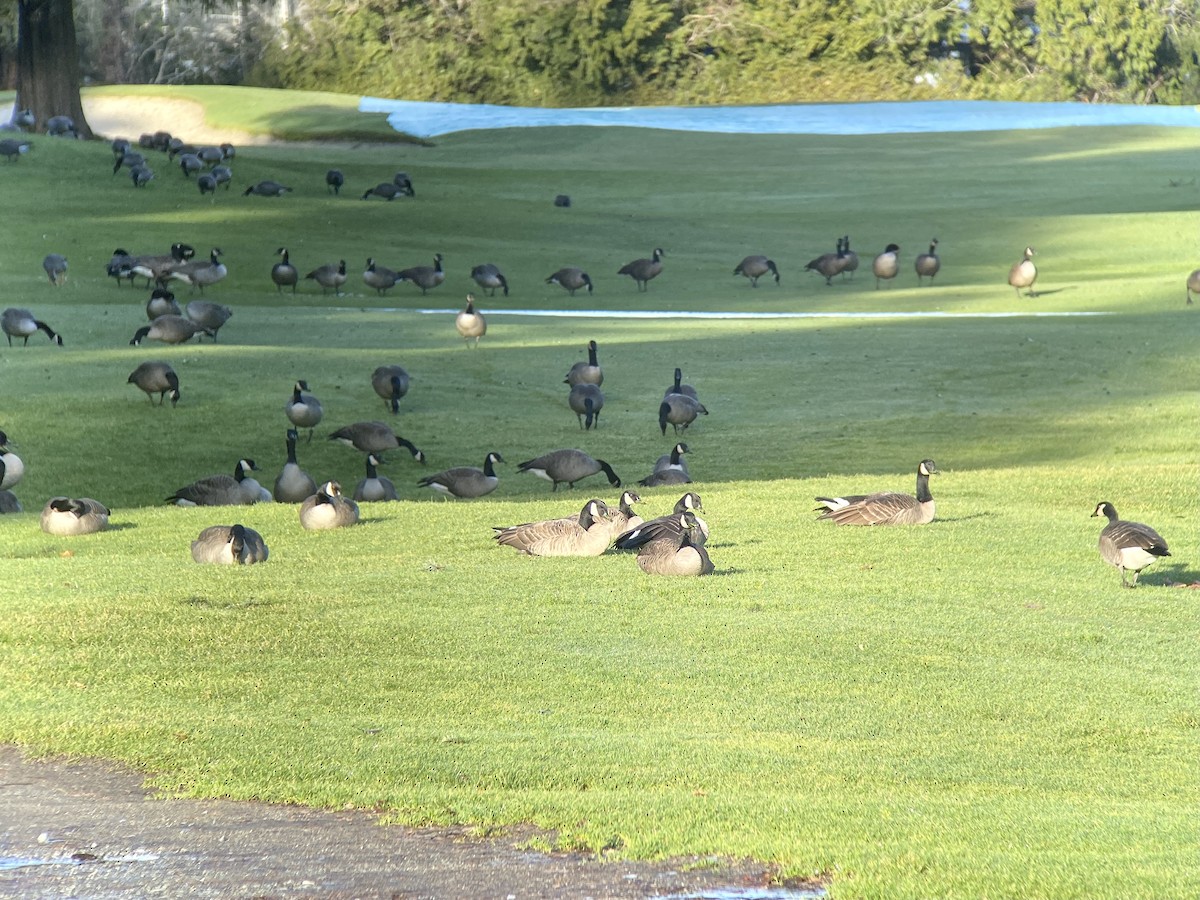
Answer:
top-left (2, 308), bottom-right (62, 346)
top-left (197, 173), bottom-right (217, 195)
top-left (108, 249), bottom-right (137, 286)
top-left (306, 260), bottom-right (347, 296)
top-left (393, 172), bottom-right (415, 196)
top-left (362, 182), bottom-right (407, 201)
top-left (128, 360), bottom-right (180, 406)
top-left (815, 459), bottom-right (939, 526)
top-left (178, 153), bottom-right (203, 178)
top-left (568, 383), bottom-right (604, 430)
top-left (220, 143), bottom-right (236, 160)
top-left (42, 254), bottom-right (67, 286)
top-left (243, 180), bottom-right (292, 197)
top-left (326, 169), bottom-right (344, 194)
top-left (146, 288), bottom-right (181, 320)
top-left (618, 247), bottom-right (665, 291)
top-left (370, 365), bottom-right (410, 414)
top-left (546, 267), bottom-right (593, 296)
top-left (274, 428), bottom-right (318, 503)
top-left (604, 489), bottom-right (643, 539)
top-left (129, 164), bottom-right (154, 188)
top-left (150, 130), bottom-right (171, 151)
top-left (616, 492), bottom-right (709, 547)
top-left (639, 443), bottom-right (691, 487)
top-left (353, 453), bottom-right (399, 502)
top-left (1091, 502), bottom-right (1171, 587)
top-left (166, 137), bottom-right (189, 158)
top-left (493, 499), bottom-right (613, 557)
top-left (210, 165), bottom-right (232, 189)
top-left (167, 458), bottom-right (266, 506)
top-left (46, 115), bottom-right (77, 138)
top-left (840, 236), bottom-right (860, 279)
top-left (299, 481), bottom-right (360, 530)
top-left (196, 145), bottom-right (223, 166)
top-left (0, 490), bottom-right (21, 513)
top-left (170, 248), bottom-right (227, 293)
top-left (112, 137), bottom-right (132, 158)
top-left (363, 258), bottom-right (401, 295)
top-left (664, 367), bottom-right (698, 401)
top-left (130, 315), bottom-right (212, 346)
top-left (616, 511), bottom-right (714, 576)
top-left (872, 243), bottom-right (901, 289)
top-left (1009, 246), bottom-right (1037, 297)
top-left (128, 242), bottom-right (195, 288)
top-left (11, 108), bottom-right (34, 131)
top-left (397, 253), bottom-right (445, 295)
top-left (564, 340), bottom-right (603, 386)
top-left (191, 524), bottom-right (269, 565)
top-left (554, 194), bottom-right (571, 207)
top-left (0, 138), bottom-right (31, 161)
top-left (804, 238), bottom-right (849, 285)
top-left (1187, 269), bottom-right (1200, 305)
top-left (0, 432), bottom-right (25, 490)
top-left (659, 394), bottom-right (708, 435)
top-left (418, 451), bottom-right (504, 499)
top-left (185, 300), bottom-right (233, 339)
top-left (914, 239), bottom-right (941, 285)
top-left (40, 497), bottom-right (110, 536)
top-left (733, 255), bottom-right (780, 287)
top-left (517, 449), bottom-right (620, 492)
top-left (284, 380), bottom-right (323, 439)
top-left (113, 150), bottom-right (145, 175)
top-left (470, 263), bottom-right (508, 297)
top-left (456, 295), bottom-right (486, 347)
top-left (328, 421), bottom-right (425, 461)
top-left (272, 248), bottom-right (299, 294)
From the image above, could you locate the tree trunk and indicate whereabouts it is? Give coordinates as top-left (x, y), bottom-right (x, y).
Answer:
top-left (15, 0), bottom-right (93, 139)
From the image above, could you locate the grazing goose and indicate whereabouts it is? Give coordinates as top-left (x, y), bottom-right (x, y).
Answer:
top-left (353, 453), bottom-right (398, 502)
top-left (329, 421), bottom-right (425, 461)
top-left (517, 449), bottom-right (620, 492)
top-left (616, 511), bottom-right (714, 576)
top-left (170, 248), bottom-right (227, 293)
top-left (210, 165), bottom-right (233, 189)
top-left (664, 367), bottom-right (698, 401)
top-left (2, 308), bottom-right (62, 346)
top-left (362, 182), bottom-right (407, 201)
top-left (127, 360), bottom-right (180, 406)
top-left (914, 239), bottom-right (941, 285)
top-left (872, 243), bottom-right (901, 289)
top-left (243, 180), bottom-right (292, 197)
top-left (418, 451), bottom-right (504, 499)
top-left (397, 253), bottom-right (445, 294)
top-left (1008, 246), bottom-right (1037, 297)
top-left (111, 137), bottom-right (131, 158)
top-left (659, 394), bottom-right (708, 435)
top-left (804, 238), bottom-right (849, 285)
top-left (1187, 269), bottom-right (1200, 306)
top-left (299, 480), bottom-right (360, 530)
top-left (568, 383), bottom-right (604, 430)
top-left (42, 254), bottom-right (68, 286)
top-left (167, 458), bottom-right (267, 506)
top-left (325, 169), bottom-right (344, 194)
top-left (616, 491), bottom-right (709, 548)
top-left (470, 263), bottom-right (508, 297)
top-left (146, 288), bottom-right (182, 320)
top-left (733, 255), bottom-right (780, 287)
top-left (272, 248), bottom-right (299, 294)
top-left (1091, 502), bottom-right (1170, 588)
top-left (493, 499), bottom-right (613, 557)
top-left (564, 340), bottom-right (603, 386)
top-left (273, 428), bottom-right (317, 503)
top-left (178, 153), bottom-right (203, 178)
top-left (129, 164), bottom-right (154, 188)
top-left (114, 150), bottom-right (145, 175)
top-left (618, 247), bottom-right (665, 291)
top-left (40, 497), bottom-right (110, 536)
top-left (0, 139), bottom-right (31, 162)
top-left (306, 260), bottom-right (347, 296)
top-left (455, 295), bottom-right (486, 347)
top-left (284, 380), bottom-right (323, 439)
top-left (363, 258), bottom-right (401, 295)
top-left (0, 490), bottom-right (21, 514)
top-left (815, 459), bottom-right (939, 526)
top-left (185, 299), bottom-right (233, 339)
top-left (197, 145), bottom-right (224, 166)
top-left (546, 267), bottom-right (593, 296)
top-left (371, 365), bottom-right (410, 414)
top-left (190, 524), bottom-right (269, 565)
top-left (840, 236), bottom-right (860, 279)
top-left (197, 173), bottom-right (217, 195)
top-left (0, 432), bottom-right (25, 491)
top-left (130, 315), bottom-right (212, 346)
top-left (220, 143), bottom-right (236, 160)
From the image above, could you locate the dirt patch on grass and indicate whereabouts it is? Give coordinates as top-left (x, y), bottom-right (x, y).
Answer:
top-left (82, 96), bottom-right (270, 146)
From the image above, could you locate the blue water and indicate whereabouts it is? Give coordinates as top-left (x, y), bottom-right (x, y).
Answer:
top-left (359, 97), bottom-right (1200, 138)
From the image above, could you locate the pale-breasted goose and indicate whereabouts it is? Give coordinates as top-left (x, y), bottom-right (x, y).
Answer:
top-left (618, 247), bottom-right (664, 291)
top-left (659, 394), bottom-right (708, 435)
top-left (128, 360), bottom-right (180, 406)
top-left (639, 443), bottom-right (691, 487)
top-left (130, 315), bottom-right (212, 346)
top-left (568, 383), bottom-right (604, 430)
top-left (1009, 246), bottom-right (1037, 297)
top-left (872, 243), bottom-right (901, 289)
top-left (170, 249), bottom-right (227, 294)
top-left (185, 299), bottom-right (232, 338)
top-left (804, 238), bottom-right (849, 285)
top-left (397, 253), bottom-right (445, 294)
top-left (42, 254), bottom-right (68, 286)
top-left (546, 267), bottom-right (593, 296)
top-left (604, 489), bottom-right (643, 540)
top-left (273, 428), bottom-right (317, 503)
top-left (243, 180), bottom-right (292, 197)
top-left (418, 451), bottom-right (504, 499)
top-left (616, 492), bottom-right (708, 548)
top-left (815, 459), bottom-right (939, 526)
top-left (40, 497), bottom-right (110, 536)
top-left (284, 380), bottom-right (323, 439)
top-left (615, 511), bottom-right (714, 576)
top-left (564, 340), bottom-right (603, 386)
top-left (471, 263), bottom-right (508, 297)
top-left (272, 248), bottom-right (299, 294)
top-left (167, 458), bottom-right (267, 506)
top-left (299, 480), bottom-right (360, 530)
top-left (1091, 502), bottom-right (1171, 588)
top-left (146, 288), bottom-right (181, 320)
top-left (1187, 269), bottom-right (1200, 306)
top-left (353, 454), bottom-right (398, 502)
top-left (363, 258), bottom-right (401, 295)
top-left (517, 449), bottom-right (620, 492)
top-left (914, 239), bottom-right (940, 285)
top-left (329, 421), bottom-right (425, 461)
top-left (2, 308), bottom-right (62, 346)
top-left (733, 255), bottom-right (780, 287)
top-left (370, 365), bottom-right (410, 414)
top-left (456, 295), bottom-right (486, 347)
top-left (0, 432), bottom-right (25, 491)
top-left (664, 367), bottom-right (698, 401)
top-left (493, 499), bottom-right (613, 557)
top-left (191, 524), bottom-right (269, 565)
top-left (306, 260), bottom-right (347, 296)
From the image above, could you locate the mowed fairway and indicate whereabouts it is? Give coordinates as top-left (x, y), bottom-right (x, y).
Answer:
top-left (0, 89), bottom-right (1197, 898)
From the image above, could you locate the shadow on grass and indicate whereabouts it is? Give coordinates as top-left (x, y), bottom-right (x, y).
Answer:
top-left (254, 105), bottom-right (432, 147)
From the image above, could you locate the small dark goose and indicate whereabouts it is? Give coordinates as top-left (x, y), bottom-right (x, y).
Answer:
top-left (370, 365), bottom-right (410, 414)
top-left (471, 263), bottom-right (508, 297)
top-left (568, 383), bottom-right (604, 430)
top-left (167, 458), bottom-right (267, 506)
top-left (914, 239), bottom-right (940, 285)
top-left (546, 267), bottom-right (593, 296)
top-left (272, 248), bottom-right (299, 294)
top-left (328, 421), bottom-right (425, 461)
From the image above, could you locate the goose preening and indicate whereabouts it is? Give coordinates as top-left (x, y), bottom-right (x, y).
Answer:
top-left (40, 497), bottom-right (110, 536)
top-left (127, 360), bottom-right (180, 406)
top-left (2, 308), bottom-right (62, 346)
top-left (191, 524), bottom-right (269, 565)
top-left (804, 238), bottom-right (849, 285)
top-left (455, 295), bottom-right (486, 347)
top-left (493, 499), bottom-right (613, 557)
top-left (397, 253), bottom-right (445, 295)
top-left (568, 383), bottom-right (604, 430)
top-left (815, 459), bottom-right (939, 526)
top-left (273, 428), bottom-right (318, 503)
top-left (546, 267), bottom-right (593, 296)
top-left (733, 255), bottom-right (780, 287)
top-left (243, 180), bottom-right (292, 197)
top-left (517, 449), bottom-right (621, 492)
top-left (1091, 502), bottom-right (1170, 588)
top-left (42, 254), bottom-right (68, 286)
top-left (167, 458), bottom-right (268, 506)
top-left (329, 421), bottom-right (425, 461)
top-left (618, 247), bottom-right (665, 291)
top-left (146, 288), bottom-right (182, 320)
top-left (284, 380), bottom-right (323, 440)
top-left (914, 239), bottom-right (941, 285)
top-left (0, 432), bottom-right (25, 491)
top-left (664, 367), bottom-right (698, 401)
top-left (130, 315), bottom-right (212, 345)
top-left (564, 340), bottom-right (602, 386)
top-left (1008, 246), bottom-right (1037, 297)
top-left (185, 299), bottom-right (233, 339)
top-left (616, 491), bottom-right (709, 548)
top-left (471, 263), bottom-right (508, 297)
top-left (272, 248), bottom-right (299, 294)
top-left (370, 366), bottom-right (410, 414)
top-left (353, 453), bottom-right (399, 502)
top-left (299, 480), bottom-right (360, 530)
top-left (418, 451), bottom-right (504, 499)
top-left (306, 260), bottom-right (348, 296)
top-left (363, 258), bottom-right (401, 295)
top-left (615, 511), bottom-right (714, 576)
top-left (872, 243), bottom-right (901, 289)
top-left (659, 394), bottom-right (708, 435)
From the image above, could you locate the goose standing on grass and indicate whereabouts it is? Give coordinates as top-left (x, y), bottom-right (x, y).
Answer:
top-left (146, 288), bottom-right (181, 320)
top-left (517, 449), bottom-right (621, 492)
top-left (1187, 269), bottom-right (1200, 306)
top-left (493, 499), bottom-right (613, 557)
top-left (872, 243), bottom-right (901, 289)
top-left (127, 360), bottom-right (180, 406)
top-left (42, 254), bottom-right (68, 286)
top-left (546, 267), bottom-right (593, 296)
top-left (2, 308), bottom-right (62, 346)
top-left (815, 459), bottom-right (939, 526)
top-left (273, 428), bottom-right (317, 503)
top-left (733, 255), bottom-right (780, 287)
top-left (0, 138), bottom-right (31, 162)
top-left (914, 239), bottom-right (941, 285)
top-left (418, 451), bottom-right (504, 499)
top-left (564, 340), bottom-right (603, 386)
top-left (329, 421), bottom-right (425, 461)
top-left (659, 393), bottom-right (708, 435)
top-left (185, 299), bottom-right (233, 339)
top-left (191, 524), bottom-right (269, 565)
top-left (171, 248), bottom-right (228, 294)
top-left (306, 259), bottom-right (347, 296)
top-left (370, 365), bottom-right (410, 414)
top-left (1008, 246), bottom-right (1037, 297)
top-left (568, 383), bottom-right (604, 430)
top-left (618, 247), bottom-right (665, 291)
top-left (325, 169), bottom-right (344, 194)
top-left (456, 294), bottom-right (486, 347)
top-left (363, 258), bottom-right (401, 295)
top-left (284, 380), bottom-right (323, 440)
top-left (804, 238), bottom-right (849, 285)
top-left (211, 165), bottom-right (232, 190)
top-left (397, 253), bottom-right (445, 295)
top-left (616, 492), bottom-right (708, 547)
top-left (130, 315), bottom-right (212, 345)
top-left (0, 432), bottom-right (25, 491)
top-left (664, 367), bottom-right (698, 401)
top-left (471, 263), bottom-right (508, 297)
top-left (272, 248), bottom-right (299, 294)
top-left (299, 481), bottom-right (360, 530)
top-left (1091, 502), bottom-right (1171, 588)
top-left (353, 453), bottom-right (398, 502)
top-left (615, 511), bottom-right (714, 576)
top-left (167, 458), bottom-right (267, 506)
top-left (243, 180), bottom-right (292, 197)
top-left (129, 164), bottom-right (154, 188)
top-left (40, 497), bottom-right (110, 536)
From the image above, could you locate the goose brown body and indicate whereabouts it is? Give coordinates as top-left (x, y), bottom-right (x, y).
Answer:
top-left (128, 361), bottom-right (180, 406)
top-left (914, 239), bottom-right (941, 285)
top-left (299, 481), bottom-right (360, 530)
top-left (1091, 502), bottom-right (1170, 587)
top-left (191, 524), bottom-right (269, 564)
top-left (493, 499), bottom-right (613, 556)
top-left (733, 255), bottom-right (780, 287)
top-left (1009, 246), bottom-right (1037, 297)
top-left (456, 295), bottom-right (486, 347)
top-left (618, 247), bottom-right (664, 291)
top-left (815, 459), bottom-right (938, 526)
top-left (615, 511), bottom-right (714, 576)
top-left (40, 497), bottom-right (110, 535)
top-left (517, 449), bottom-right (621, 492)
top-left (418, 452), bottom-right (503, 499)
top-left (546, 267), bottom-right (593, 296)
top-left (371, 366), bottom-right (410, 414)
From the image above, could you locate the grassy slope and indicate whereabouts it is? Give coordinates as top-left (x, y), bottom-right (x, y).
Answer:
top-left (0, 92), bottom-right (1197, 898)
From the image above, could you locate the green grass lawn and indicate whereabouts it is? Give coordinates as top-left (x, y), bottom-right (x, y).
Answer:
top-left (0, 89), bottom-right (1197, 898)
